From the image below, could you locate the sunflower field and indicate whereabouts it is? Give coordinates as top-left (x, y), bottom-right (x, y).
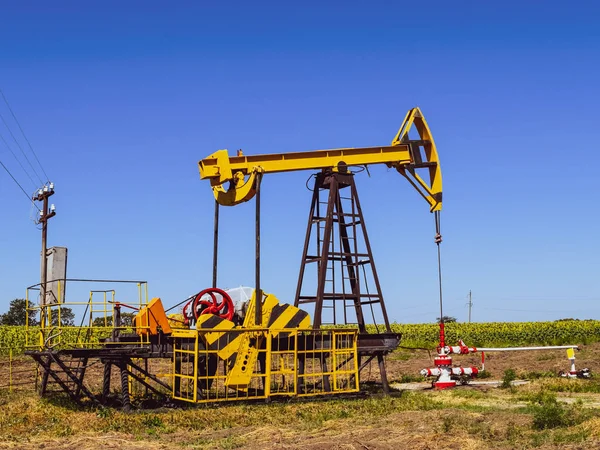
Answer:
top-left (371, 320), bottom-right (600, 348)
top-left (2, 320), bottom-right (600, 355)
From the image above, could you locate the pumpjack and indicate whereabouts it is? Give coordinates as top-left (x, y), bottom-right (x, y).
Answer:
top-left (198, 106), bottom-right (442, 392)
top-left (26, 107), bottom-right (442, 407)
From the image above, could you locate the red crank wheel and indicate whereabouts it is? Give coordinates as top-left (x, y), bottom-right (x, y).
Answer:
top-left (192, 287), bottom-right (234, 321)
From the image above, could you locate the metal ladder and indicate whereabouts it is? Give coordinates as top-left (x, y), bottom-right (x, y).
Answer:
top-left (294, 171), bottom-right (390, 332)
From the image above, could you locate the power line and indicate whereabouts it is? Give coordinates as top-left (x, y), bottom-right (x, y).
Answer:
top-left (0, 156), bottom-right (40, 211)
top-left (0, 132), bottom-right (37, 188)
top-left (0, 89), bottom-right (49, 182)
top-left (0, 109), bottom-right (43, 185)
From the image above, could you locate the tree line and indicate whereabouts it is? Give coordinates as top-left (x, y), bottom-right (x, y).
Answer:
top-left (0, 298), bottom-right (135, 327)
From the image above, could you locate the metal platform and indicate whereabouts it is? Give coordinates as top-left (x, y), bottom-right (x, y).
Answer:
top-left (25, 327), bottom-right (389, 408)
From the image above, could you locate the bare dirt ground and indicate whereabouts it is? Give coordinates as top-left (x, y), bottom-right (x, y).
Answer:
top-left (1, 343), bottom-right (600, 449)
top-left (364, 341), bottom-right (600, 385)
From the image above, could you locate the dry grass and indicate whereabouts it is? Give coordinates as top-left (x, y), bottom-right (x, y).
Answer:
top-left (3, 343), bottom-right (600, 449)
top-left (2, 384), bottom-right (600, 449)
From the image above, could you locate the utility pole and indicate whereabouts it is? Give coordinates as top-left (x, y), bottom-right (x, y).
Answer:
top-left (34, 183), bottom-right (55, 327)
top-left (467, 290), bottom-right (473, 323)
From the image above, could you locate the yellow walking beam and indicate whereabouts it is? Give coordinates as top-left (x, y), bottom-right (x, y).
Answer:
top-left (198, 107), bottom-right (442, 211)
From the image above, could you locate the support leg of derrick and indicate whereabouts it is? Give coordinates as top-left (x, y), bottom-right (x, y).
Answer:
top-left (74, 357), bottom-right (89, 400)
top-left (377, 352), bottom-right (390, 395)
top-left (49, 352), bottom-right (98, 405)
top-left (39, 355), bottom-right (51, 396)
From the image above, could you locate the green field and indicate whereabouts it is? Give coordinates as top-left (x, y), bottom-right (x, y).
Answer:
top-left (2, 320), bottom-right (598, 356)
top-left (382, 320), bottom-right (600, 348)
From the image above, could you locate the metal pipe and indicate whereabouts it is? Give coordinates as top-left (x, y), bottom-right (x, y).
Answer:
top-left (212, 200), bottom-right (219, 288)
top-left (255, 173), bottom-right (263, 326)
top-left (27, 278), bottom-right (148, 289)
top-left (477, 345), bottom-right (579, 352)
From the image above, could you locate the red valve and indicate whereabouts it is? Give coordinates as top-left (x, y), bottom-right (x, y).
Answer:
top-left (192, 287), bottom-right (234, 321)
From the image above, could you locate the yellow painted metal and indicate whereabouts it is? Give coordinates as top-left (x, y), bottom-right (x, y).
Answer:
top-left (201, 146), bottom-right (412, 179)
top-left (171, 328), bottom-right (198, 339)
top-left (224, 291), bottom-right (310, 388)
top-left (199, 107), bottom-right (442, 211)
top-left (196, 314), bottom-right (241, 360)
top-left (242, 290), bottom-right (279, 328)
top-left (267, 303), bottom-right (311, 334)
top-left (167, 313), bottom-right (186, 329)
top-left (393, 108), bottom-right (442, 212)
top-left (25, 280), bottom-right (151, 351)
top-left (169, 289), bottom-right (357, 403)
top-left (57, 280), bottom-right (61, 327)
top-left (134, 297), bottom-right (172, 336)
top-left (88, 290), bottom-right (116, 327)
top-left (171, 328), bottom-right (203, 403)
top-left (225, 331), bottom-right (263, 391)
top-left (223, 291), bottom-right (272, 389)
top-left (171, 328), bottom-right (358, 404)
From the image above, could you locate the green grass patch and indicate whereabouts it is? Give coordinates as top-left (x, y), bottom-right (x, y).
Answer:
top-left (451, 389), bottom-right (486, 400)
top-left (527, 392), bottom-right (595, 430)
top-left (501, 369), bottom-right (517, 388)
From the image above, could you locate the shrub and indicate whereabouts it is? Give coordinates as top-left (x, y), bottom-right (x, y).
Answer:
top-left (501, 369), bottom-right (517, 388)
top-left (529, 392), bottom-right (593, 430)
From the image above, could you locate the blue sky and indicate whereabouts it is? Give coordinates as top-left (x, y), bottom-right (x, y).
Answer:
top-left (1, 1), bottom-right (599, 324)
